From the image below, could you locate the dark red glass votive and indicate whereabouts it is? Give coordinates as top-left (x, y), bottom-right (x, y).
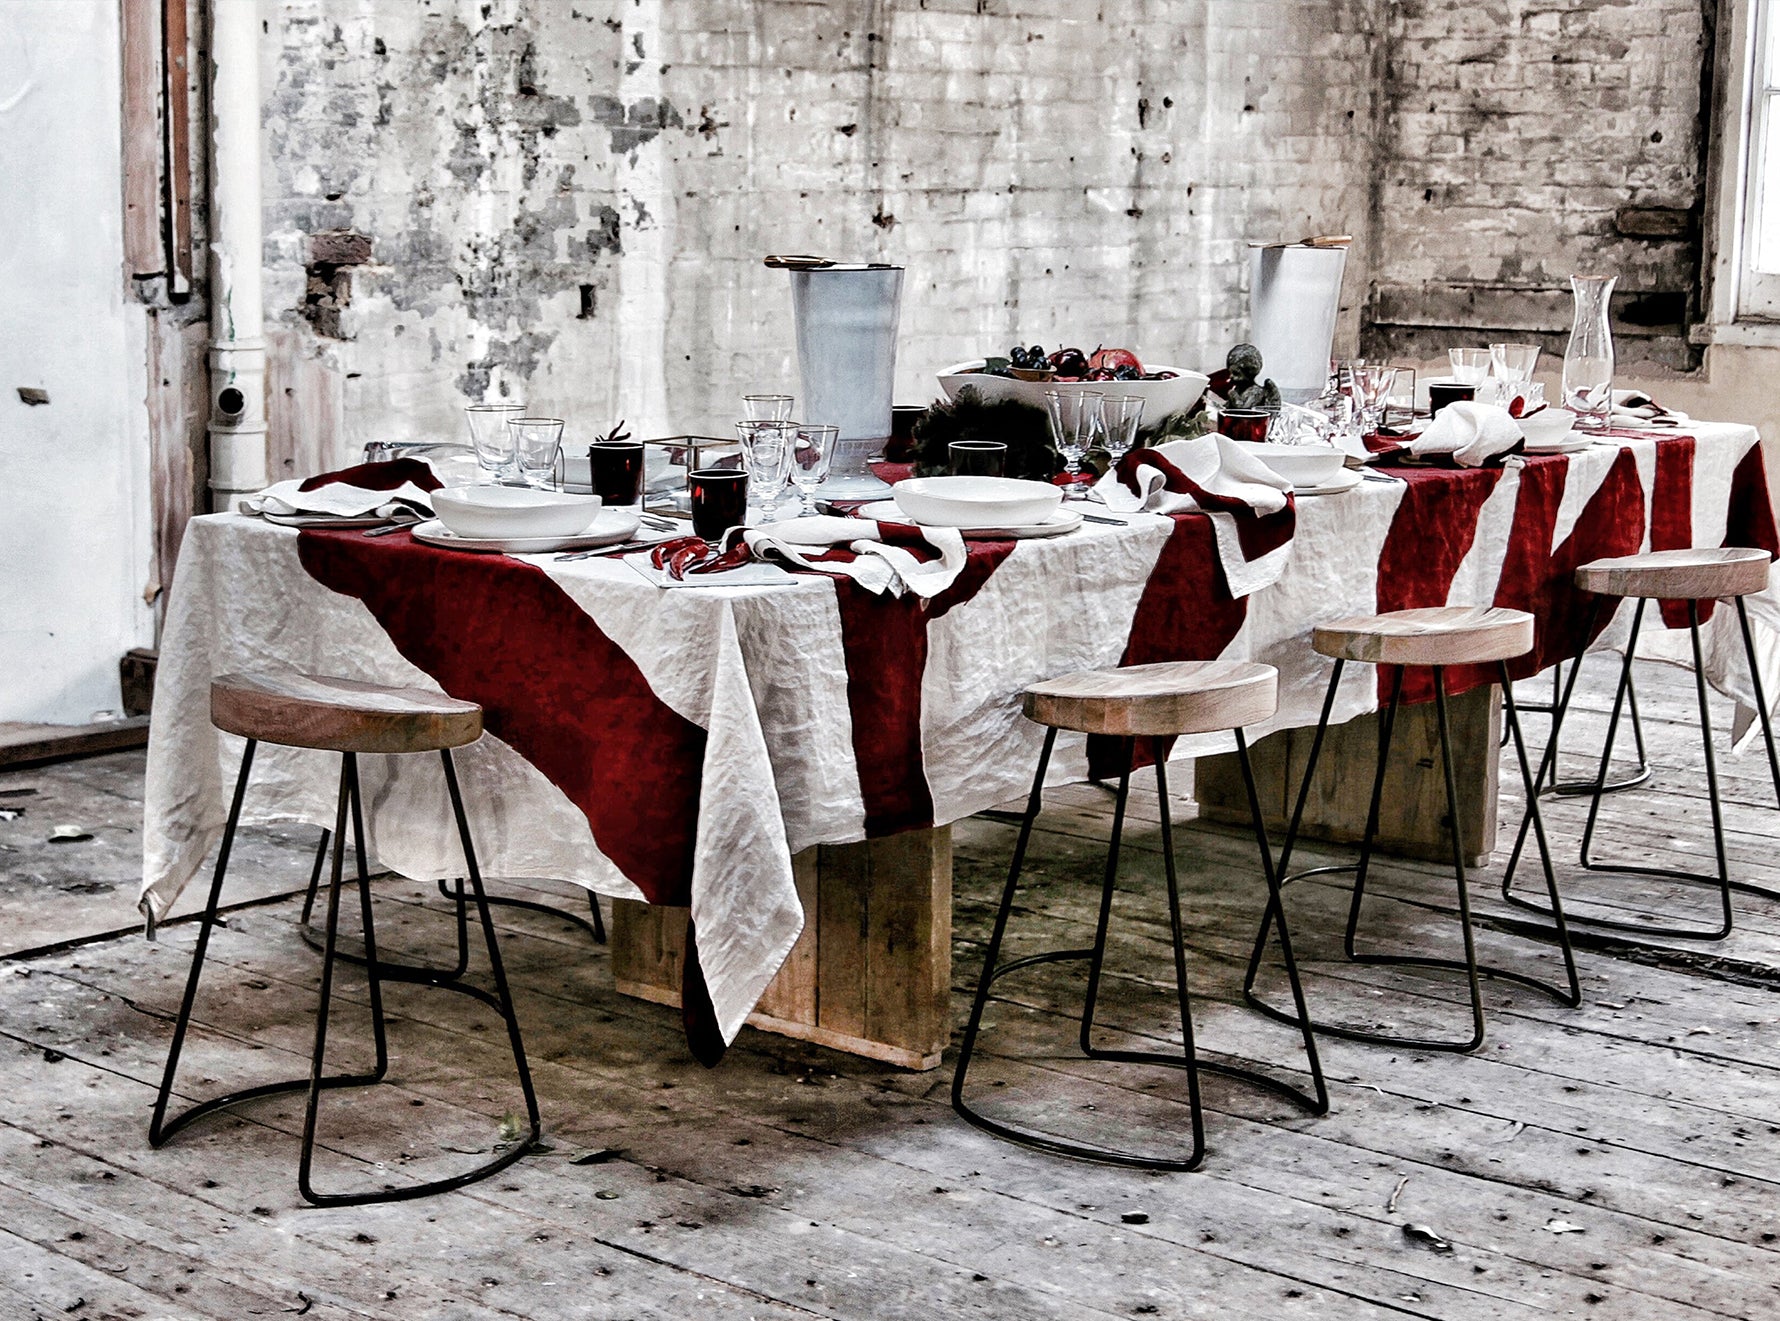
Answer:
top-left (1218, 409), bottom-right (1271, 443)
top-left (588, 441), bottom-right (645, 506)
top-left (689, 468), bottom-right (748, 540)
top-left (1427, 380), bottom-right (1477, 416)
top-left (949, 441), bottom-right (1007, 477)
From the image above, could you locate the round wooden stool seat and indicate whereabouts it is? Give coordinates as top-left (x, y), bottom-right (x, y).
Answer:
top-left (1574, 547), bottom-right (1771, 601)
top-left (211, 671), bottom-right (483, 754)
top-left (1023, 660), bottom-right (1278, 737)
top-left (1313, 606), bottom-right (1533, 668)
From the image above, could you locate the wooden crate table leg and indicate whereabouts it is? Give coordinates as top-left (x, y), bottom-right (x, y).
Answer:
top-left (610, 827), bottom-right (951, 1071)
top-left (1195, 684), bottom-right (1501, 867)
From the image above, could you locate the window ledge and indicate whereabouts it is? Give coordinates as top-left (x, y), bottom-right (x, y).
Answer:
top-left (1691, 320), bottom-right (1780, 348)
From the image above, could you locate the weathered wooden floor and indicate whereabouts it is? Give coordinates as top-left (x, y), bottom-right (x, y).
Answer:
top-left (2, 657), bottom-right (1778, 1319)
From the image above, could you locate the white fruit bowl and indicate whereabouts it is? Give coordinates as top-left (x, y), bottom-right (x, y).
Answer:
top-left (431, 485), bottom-right (602, 540)
top-left (891, 476), bottom-right (1062, 528)
top-left (937, 360), bottom-right (1211, 421)
top-left (1240, 442), bottom-right (1346, 489)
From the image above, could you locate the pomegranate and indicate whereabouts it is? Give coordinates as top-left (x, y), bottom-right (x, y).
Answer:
top-left (1089, 347), bottom-right (1143, 373)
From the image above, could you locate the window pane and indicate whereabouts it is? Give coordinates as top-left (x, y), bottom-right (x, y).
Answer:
top-left (1755, 95), bottom-right (1780, 271)
top-left (1767, 0), bottom-right (1780, 90)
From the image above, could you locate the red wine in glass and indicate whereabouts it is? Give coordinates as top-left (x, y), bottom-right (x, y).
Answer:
top-left (588, 441), bottom-right (645, 506)
top-left (689, 469), bottom-right (748, 540)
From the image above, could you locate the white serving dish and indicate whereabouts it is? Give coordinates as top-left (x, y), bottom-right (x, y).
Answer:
top-left (1240, 442), bottom-right (1347, 489)
top-left (859, 500), bottom-right (1083, 540)
top-left (891, 476), bottom-right (1062, 528)
top-left (410, 507), bottom-right (641, 554)
top-left (937, 360), bottom-right (1212, 420)
top-left (431, 485), bottom-right (602, 540)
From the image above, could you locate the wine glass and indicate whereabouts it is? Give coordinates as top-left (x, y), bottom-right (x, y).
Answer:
top-left (1349, 365), bottom-right (1396, 436)
top-left (742, 394), bottom-right (795, 422)
top-left (1044, 389), bottom-right (1103, 500)
top-left (1448, 348), bottom-right (1492, 385)
top-left (791, 424), bottom-right (838, 515)
top-left (1100, 395), bottom-right (1145, 467)
top-left (465, 402), bottom-right (525, 481)
top-left (736, 420), bottom-right (795, 522)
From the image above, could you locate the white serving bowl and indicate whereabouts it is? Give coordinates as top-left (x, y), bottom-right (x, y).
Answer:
top-left (937, 360), bottom-right (1212, 421)
top-left (431, 485), bottom-right (602, 540)
top-left (892, 476), bottom-right (1062, 528)
top-left (1241, 442), bottom-right (1347, 489)
top-left (1518, 408), bottom-right (1576, 449)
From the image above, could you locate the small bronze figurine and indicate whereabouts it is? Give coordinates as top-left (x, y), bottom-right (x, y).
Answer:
top-left (1222, 343), bottom-right (1282, 412)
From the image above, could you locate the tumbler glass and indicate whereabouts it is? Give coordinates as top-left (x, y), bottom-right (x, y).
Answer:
top-left (508, 417), bottom-right (565, 488)
top-left (948, 441), bottom-right (1006, 477)
top-left (689, 469), bottom-right (749, 540)
top-left (465, 402), bottom-right (525, 480)
top-left (742, 394), bottom-right (795, 422)
top-left (588, 441), bottom-right (645, 507)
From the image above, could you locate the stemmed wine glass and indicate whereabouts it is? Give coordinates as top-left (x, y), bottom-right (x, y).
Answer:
top-left (1044, 389), bottom-right (1103, 500)
top-left (791, 424), bottom-right (838, 516)
top-left (736, 419), bottom-right (796, 523)
top-left (1100, 395), bottom-right (1145, 468)
top-left (1348, 365), bottom-right (1396, 436)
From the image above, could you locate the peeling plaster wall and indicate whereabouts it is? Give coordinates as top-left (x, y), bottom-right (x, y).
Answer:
top-left (257, 0), bottom-right (1385, 468)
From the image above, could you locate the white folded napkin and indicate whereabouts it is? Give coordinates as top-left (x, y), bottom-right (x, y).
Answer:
top-left (241, 475), bottom-right (436, 521)
top-left (1411, 401), bottom-right (1525, 466)
top-left (1091, 436), bottom-right (1296, 597)
top-left (1092, 435), bottom-right (1292, 517)
top-left (738, 515), bottom-right (969, 598)
top-left (1609, 389), bottom-right (1689, 429)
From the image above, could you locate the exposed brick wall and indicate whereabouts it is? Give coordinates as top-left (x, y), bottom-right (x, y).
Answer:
top-left (1368, 0), bottom-right (1712, 366)
top-left (258, 0), bottom-right (1384, 456)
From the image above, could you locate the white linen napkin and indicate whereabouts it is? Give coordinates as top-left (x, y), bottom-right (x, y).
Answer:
top-left (1609, 389), bottom-right (1690, 429)
top-left (1090, 436), bottom-right (1296, 598)
top-left (738, 515), bottom-right (969, 598)
top-left (241, 477), bottom-right (437, 521)
top-left (1410, 401), bottom-right (1525, 466)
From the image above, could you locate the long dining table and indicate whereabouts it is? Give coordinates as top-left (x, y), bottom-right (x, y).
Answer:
top-left (141, 420), bottom-right (1779, 1069)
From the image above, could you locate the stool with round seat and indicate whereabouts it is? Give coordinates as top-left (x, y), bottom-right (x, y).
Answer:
top-left (150, 670), bottom-right (540, 1207)
top-left (952, 660), bottom-right (1327, 1172)
top-left (1500, 547), bottom-right (1780, 941)
top-left (1244, 606), bottom-right (1580, 1055)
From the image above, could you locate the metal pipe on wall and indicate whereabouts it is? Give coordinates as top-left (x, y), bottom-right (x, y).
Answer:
top-left (205, 0), bottom-right (266, 504)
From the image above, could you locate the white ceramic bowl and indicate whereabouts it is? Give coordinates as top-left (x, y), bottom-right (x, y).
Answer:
top-left (1240, 442), bottom-right (1346, 489)
top-left (892, 476), bottom-right (1062, 528)
top-left (431, 485), bottom-right (602, 540)
top-left (937, 360), bottom-right (1212, 422)
top-left (1518, 408), bottom-right (1576, 449)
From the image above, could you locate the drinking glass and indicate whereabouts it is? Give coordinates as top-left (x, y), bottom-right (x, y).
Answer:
top-left (1490, 342), bottom-right (1540, 387)
top-left (1448, 348), bottom-right (1492, 386)
top-left (736, 419), bottom-right (796, 522)
top-left (588, 441), bottom-right (645, 507)
top-left (792, 424), bottom-right (839, 514)
top-left (948, 441), bottom-right (1006, 477)
top-left (465, 403), bottom-right (525, 480)
top-left (1427, 381), bottom-right (1477, 415)
top-left (1100, 395), bottom-right (1145, 465)
top-left (1218, 409), bottom-right (1271, 442)
top-left (1349, 365), bottom-right (1396, 435)
top-left (689, 469), bottom-right (749, 540)
top-left (1044, 389), bottom-right (1103, 499)
top-left (742, 394), bottom-right (795, 422)
top-left (508, 417), bottom-right (565, 488)
top-left (1383, 366), bottom-right (1416, 426)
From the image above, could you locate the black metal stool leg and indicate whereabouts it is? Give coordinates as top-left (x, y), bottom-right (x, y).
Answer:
top-left (297, 749), bottom-right (540, 1207)
top-left (152, 748), bottom-right (388, 1149)
top-left (1078, 744), bottom-right (1133, 1054)
top-left (299, 829), bottom-right (329, 927)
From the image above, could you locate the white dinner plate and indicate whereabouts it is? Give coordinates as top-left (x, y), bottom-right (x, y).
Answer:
top-left (857, 501), bottom-right (1084, 539)
top-left (410, 507), bottom-right (642, 553)
top-left (1295, 468), bottom-right (1364, 497)
top-left (1523, 435), bottom-right (1598, 456)
top-left (263, 512), bottom-right (395, 530)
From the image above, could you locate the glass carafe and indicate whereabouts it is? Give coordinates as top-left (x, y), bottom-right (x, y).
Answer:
top-left (1562, 274), bottom-right (1616, 432)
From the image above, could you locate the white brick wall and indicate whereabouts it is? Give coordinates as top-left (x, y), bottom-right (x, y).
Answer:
top-left (258, 0), bottom-right (1383, 458)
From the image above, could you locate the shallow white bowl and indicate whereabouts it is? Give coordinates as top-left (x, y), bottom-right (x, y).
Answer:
top-left (431, 485), bottom-right (602, 540)
top-left (1241, 442), bottom-right (1346, 489)
top-left (892, 476), bottom-right (1062, 528)
top-left (1518, 408), bottom-right (1577, 449)
top-left (937, 360), bottom-right (1212, 421)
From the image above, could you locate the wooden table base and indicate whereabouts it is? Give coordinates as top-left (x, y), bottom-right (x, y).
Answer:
top-left (1195, 685), bottom-right (1502, 866)
top-left (610, 827), bottom-right (952, 1071)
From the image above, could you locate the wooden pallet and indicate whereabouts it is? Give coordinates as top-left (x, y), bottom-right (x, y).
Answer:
top-left (611, 827), bottom-right (953, 1070)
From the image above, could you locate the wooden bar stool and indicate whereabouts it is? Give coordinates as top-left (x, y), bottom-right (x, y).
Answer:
top-left (1244, 607), bottom-right (1580, 1054)
top-left (149, 671), bottom-right (540, 1207)
top-left (1500, 548), bottom-right (1780, 940)
top-left (952, 660), bottom-right (1327, 1172)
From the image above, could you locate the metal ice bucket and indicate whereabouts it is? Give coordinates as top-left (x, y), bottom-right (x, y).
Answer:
top-left (788, 263), bottom-right (903, 498)
top-left (1249, 244), bottom-right (1348, 404)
